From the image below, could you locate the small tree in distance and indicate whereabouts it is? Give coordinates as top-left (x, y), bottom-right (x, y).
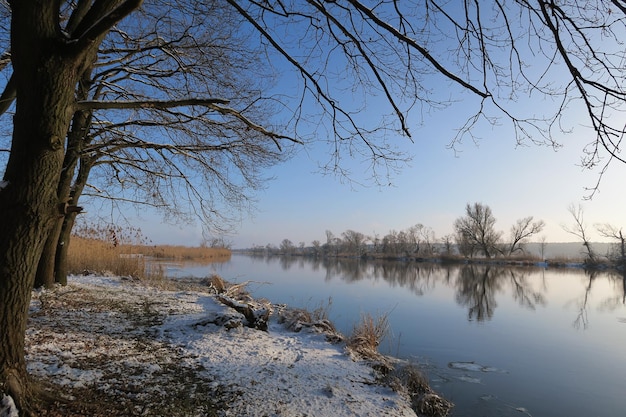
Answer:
top-left (596, 224), bottom-right (626, 266)
top-left (454, 203), bottom-right (544, 259)
top-left (562, 204), bottom-right (597, 264)
top-left (507, 217), bottom-right (546, 256)
top-left (454, 203), bottom-right (502, 258)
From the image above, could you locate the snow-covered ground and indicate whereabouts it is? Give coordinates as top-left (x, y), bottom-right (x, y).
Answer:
top-left (20, 274), bottom-right (451, 416)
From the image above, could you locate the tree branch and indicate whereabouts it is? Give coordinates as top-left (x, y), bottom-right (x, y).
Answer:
top-left (346, 0), bottom-right (490, 99)
top-left (72, 0), bottom-right (144, 48)
top-left (75, 97), bottom-right (230, 111)
top-left (0, 73), bottom-right (16, 116)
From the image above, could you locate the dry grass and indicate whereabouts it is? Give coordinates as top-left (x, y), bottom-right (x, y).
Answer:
top-left (127, 244), bottom-right (231, 261)
top-left (347, 312), bottom-right (390, 358)
top-left (66, 237), bottom-right (231, 280)
top-left (383, 364), bottom-right (453, 417)
top-left (345, 314), bottom-right (453, 416)
top-left (67, 237), bottom-right (146, 278)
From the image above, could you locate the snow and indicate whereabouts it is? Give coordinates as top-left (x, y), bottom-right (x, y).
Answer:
top-left (0, 395), bottom-right (19, 417)
top-left (24, 274), bottom-right (435, 416)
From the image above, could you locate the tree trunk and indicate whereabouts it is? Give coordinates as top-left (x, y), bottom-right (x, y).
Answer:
top-left (34, 68), bottom-right (94, 289)
top-left (34, 219), bottom-right (65, 288)
top-left (1, 2), bottom-right (141, 412)
top-left (0, 82), bottom-right (70, 411)
top-left (0, 4), bottom-right (84, 410)
top-left (55, 212), bottom-right (79, 286)
top-left (54, 155), bottom-right (95, 285)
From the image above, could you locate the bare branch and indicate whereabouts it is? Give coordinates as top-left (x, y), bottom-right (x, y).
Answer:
top-left (75, 98), bottom-right (230, 111)
top-left (562, 204), bottom-right (597, 263)
top-left (72, 0), bottom-right (144, 48)
top-left (346, 0), bottom-right (490, 99)
top-left (0, 72), bottom-right (14, 115)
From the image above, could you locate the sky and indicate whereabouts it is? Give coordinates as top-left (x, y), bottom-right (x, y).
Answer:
top-left (128, 3), bottom-right (626, 249)
top-left (138, 99), bottom-right (626, 248)
top-left (4, 2), bottom-right (624, 250)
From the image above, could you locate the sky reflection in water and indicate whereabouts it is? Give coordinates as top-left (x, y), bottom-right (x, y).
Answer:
top-left (166, 254), bottom-right (626, 417)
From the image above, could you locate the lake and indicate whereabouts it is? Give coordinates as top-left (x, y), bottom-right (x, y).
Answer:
top-left (162, 254), bottom-right (626, 417)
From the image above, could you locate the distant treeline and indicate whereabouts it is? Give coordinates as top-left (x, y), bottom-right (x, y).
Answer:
top-left (243, 203), bottom-right (625, 267)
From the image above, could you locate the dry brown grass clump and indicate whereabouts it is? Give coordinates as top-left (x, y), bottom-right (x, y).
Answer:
top-left (381, 364), bottom-right (453, 417)
top-left (396, 364), bottom-right (453, 417)
top-left (346, 314), bottom-right (453, 416)
top-left (347, 312), bottom-right (390, 358)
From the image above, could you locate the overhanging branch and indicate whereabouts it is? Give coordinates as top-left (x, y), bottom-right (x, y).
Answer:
top-left (75, 97), bottom-right (230, 111)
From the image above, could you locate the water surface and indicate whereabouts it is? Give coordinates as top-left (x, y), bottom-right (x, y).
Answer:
top-left (164, 254), bottom-right (626, 417)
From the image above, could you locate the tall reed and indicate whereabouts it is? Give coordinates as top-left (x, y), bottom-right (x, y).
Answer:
top-left (67, 237), bottom-right (146, 278)
top-left (67, 222), bottom-right (231, 278)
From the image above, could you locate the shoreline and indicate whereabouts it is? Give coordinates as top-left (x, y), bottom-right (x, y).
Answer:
top-left (24, 274), bottom-right (452, 416)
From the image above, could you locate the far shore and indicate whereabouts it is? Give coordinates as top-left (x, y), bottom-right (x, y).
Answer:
top-left (235, 250), bottom-right (624, 272)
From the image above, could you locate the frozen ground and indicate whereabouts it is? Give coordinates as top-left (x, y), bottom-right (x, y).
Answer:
top-left (18, 274), bottom-right (450, 416)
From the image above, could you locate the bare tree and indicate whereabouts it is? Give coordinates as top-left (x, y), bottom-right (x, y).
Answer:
top-left (441, 234), bottom-right (455, 256)
top-left (33, 2), bottom-right (296, 288)
top-left (342, 229), bottom-right (368, 256)
top-left (229, 1), bottom-right (626, 192)
top-left (323, 230), bottom-right (337, 256)
top-left (507, 217), bottom-right (546, 256)
top-left (419, 226), bottom-right (437, 256)
top-left (311, 240), bottom-right (321, 257)
top-left (371, 231), bottom-right (381, 254)
top-left (562, 204), bottom-right (597, 264)
top-left (596, 223), bottom-right (626, 266)
top-left (382, 230), bottom-right (400, 255)
top-left (0, 2), bottom-right (145, 410)
top-left (454, 203), bottom-right (502, 258)
top-left (4, 1), bottom-right (626, 411)
top-left (279, 238), bottom-right (295, 255)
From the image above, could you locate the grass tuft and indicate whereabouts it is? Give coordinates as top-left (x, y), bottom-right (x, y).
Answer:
top-left (347, 312), bottom-right (390, 357)
top-left (384, 364), bottom-right (453, 417)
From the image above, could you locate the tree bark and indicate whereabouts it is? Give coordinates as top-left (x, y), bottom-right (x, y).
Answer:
top-left (0, 2), bottom-right (143, 411)
top-left (54, 154), bottom-right (95, 285)
top-left (55, 214), bottom-right (77, 286)
top-left (35, 69), bottom-right (93, 289)
top-left (34, 220), bottom-right (64, 289)
top-left (1, 3), bottom-right (94, 410)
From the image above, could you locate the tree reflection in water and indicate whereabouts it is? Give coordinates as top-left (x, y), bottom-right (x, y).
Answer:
top-left (454, 266), bottom-right (503, 321)
top-left (243, 254), bottom-right (624, 325)
top-left (586, 269), bottom-right (626, 326)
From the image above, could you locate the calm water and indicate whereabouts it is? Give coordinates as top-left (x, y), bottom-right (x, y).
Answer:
top-left (163, 254), bottom-right (626, 417)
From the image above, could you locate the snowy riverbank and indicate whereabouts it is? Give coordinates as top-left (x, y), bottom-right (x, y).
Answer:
top-left (19, 274), bottom-right (451, 416)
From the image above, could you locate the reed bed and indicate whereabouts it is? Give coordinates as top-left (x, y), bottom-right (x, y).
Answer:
top-left (67, 236), bottom-right (231, 279)
top-left (127, 244), bottom-right (231, 261)
top-left (67, 237), bottom-right (146, 278)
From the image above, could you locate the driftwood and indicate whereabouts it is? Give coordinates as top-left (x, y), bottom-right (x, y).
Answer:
top-left (216, 294), bottom-right (271, 331)
top-left (277, 308), bottom-right (343, 343)
top-left (194, 310), bottom-right (245, 330)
